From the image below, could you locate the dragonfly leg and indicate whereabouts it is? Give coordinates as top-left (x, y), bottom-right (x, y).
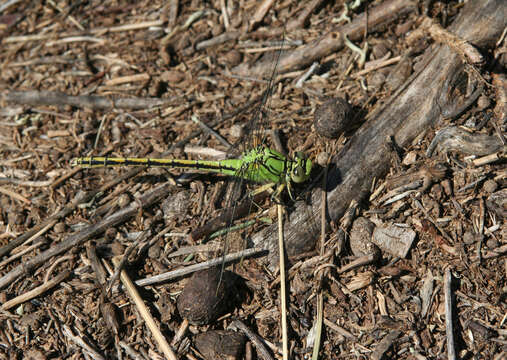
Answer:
top-left (250, 182), bottom-right (275, 197)
top-left (270, 183), bottom-right (286, 204)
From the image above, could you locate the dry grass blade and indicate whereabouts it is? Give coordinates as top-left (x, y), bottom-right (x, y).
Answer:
top-left (111, 257), bottom-right (177, 360)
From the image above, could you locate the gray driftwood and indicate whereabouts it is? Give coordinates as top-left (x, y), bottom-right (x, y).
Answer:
top-left (252, 0), bottom-right (507, 269)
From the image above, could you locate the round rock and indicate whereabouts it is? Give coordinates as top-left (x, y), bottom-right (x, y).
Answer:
top-left (314, 97), bottom-right (352, 139)
top-left (177, 267), bottom-right (237, 325)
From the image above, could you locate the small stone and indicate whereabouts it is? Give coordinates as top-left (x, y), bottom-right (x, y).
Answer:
top-left (194, 330), bottom-right (246, 360)
top-left (349, 217), bottom-right (375, 257)
top-left (177, 267), bottom-right (237, 325)
top-left (476, 95), bottom-right (490, 111)
top-left (483, 179), bottom-right (498, 193)
top-left (314, 98), bottom-right (352, 139)
top-left (316, 152), bottom-right (330, 167)
top-left (53, 222), bottom-right (66, 233)
top-left (222, 50), bottom-right (242, 68)
top-left (110, 241), bottom-right (124, 256)
top-left (160, 70), bottom-right (185, 84)
top-left (162, 191), bottom-right (190, 220)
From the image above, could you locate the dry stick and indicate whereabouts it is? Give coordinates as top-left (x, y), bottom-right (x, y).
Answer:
top-left (0, 183), bottom-right (173, 289)
top-left (277, 204), bottom-right (288, 360)
top-left (0, 241), bottom-right (45, 268)
top-left (111, 257), bottom-right (177, 360)
top-left (444, 268), bottom-right (456, 360)
top-left (195, 31), bottom-right (240, 51)
top-left (0, 190), bottom-right (86, 259)
top-left (351, 56), bottom-right (401, 78)
top-left (3, 20), bottom-right (164, 43)
top-left (422, 16), bottom-right (484, 65)
top-left (1, 270), bottom-right (71, 310)
top-left (135, 247), bottom-right (265, 287)
top-left (0, 94), bottom-right (262, 281)
top-left (231, 319), bottom-right (275, 360)
top-left (0, 186), bottom-right (31, 204)
top-left (62, 324), bottom-right (106, 360)
top-left (2, 91), bottom-right (184, 110)
top-left (312, 158), bottom-right (329, 360)
top-left (2, 93), bottom-right (231, 255)
top-left (249, 0), bottom-right (275, 30)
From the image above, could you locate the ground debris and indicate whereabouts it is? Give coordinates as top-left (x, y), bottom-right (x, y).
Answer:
top-left (0, 1), bottom-right (505, 359)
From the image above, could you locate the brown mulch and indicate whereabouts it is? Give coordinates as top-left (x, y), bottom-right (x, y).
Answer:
top-left (0, 1), bottom-right (506, 359)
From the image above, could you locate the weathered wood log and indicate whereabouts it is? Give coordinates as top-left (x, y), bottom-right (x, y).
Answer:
top-left (252, 0), bottom-right (507, 269)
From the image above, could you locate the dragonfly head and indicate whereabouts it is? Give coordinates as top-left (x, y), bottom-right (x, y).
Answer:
top-left (290, 152), bottom-right (312, 184)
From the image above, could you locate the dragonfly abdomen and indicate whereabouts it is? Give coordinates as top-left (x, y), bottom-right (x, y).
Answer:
top-left (71, 156), bottom-right (239, 176)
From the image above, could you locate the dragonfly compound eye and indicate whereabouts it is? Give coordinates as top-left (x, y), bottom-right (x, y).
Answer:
top-left (291, 165), bottom-right (308, 183)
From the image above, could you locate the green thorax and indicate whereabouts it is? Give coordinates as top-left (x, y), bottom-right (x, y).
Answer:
top-left (223, 146), bottom-right (311, 185)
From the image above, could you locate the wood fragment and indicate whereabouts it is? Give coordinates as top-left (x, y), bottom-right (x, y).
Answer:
top-left (444, 268), bottom-right (456, 360)
top-left (2, 91), bottom-right (183, 110)
top-left (1, 270), bottom-right (71, 310)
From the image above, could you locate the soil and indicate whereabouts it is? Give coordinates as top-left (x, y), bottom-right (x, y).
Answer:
top-left (0, 1), bottom-right (506, 359)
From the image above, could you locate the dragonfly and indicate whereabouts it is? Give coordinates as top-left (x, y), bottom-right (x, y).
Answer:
top-left (71, 35), bottom-right (312, 246)
top-left (70, 146), bottom-right (312, 201)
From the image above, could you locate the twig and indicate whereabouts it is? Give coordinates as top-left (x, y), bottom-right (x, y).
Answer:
top-left (62, 325), bottom-right (105, 360)
top-left (249, 0), bottom-right (275, 30)
top-left (0, 241), bottom-right (45, 268)
top-left (234, 0), bottom-right (416, 78)
top-left (104, 73), bottom-right (151, 86)
top-left (2, 91), bottom-right (184, 110)
top-left (3, 20), bottom-right (164, 43)
top-left (412, 16), bottom-right (484, 65)
top-left (1, 270), bottom-right (71, 310)
top-left (191, 114), bottom-right (232, 149)
top-left (135, 247), bottom-right (266, 287)
top-left (277, 204), bottom-right (289, 360)
top-left (230, 319), bottom-right (275, 360)
top-left (0, 190), bottom-right (87, 259)
top-left (112, 257), bottom-right (177, 360)
top-left (351, 56), bottom-right (401, 78)
top-left (195, 31), bottom-right (240, 51)
top-left (444, 268), bottom-right (456, 360)
top-left (219, 0), bottom-right (230, 30)
top-left (312, 154), bottom-right (329, 360)
top-left (45, 36), bottom-right (105, 46)
top-left (0, 186), bottom-right (31, 204)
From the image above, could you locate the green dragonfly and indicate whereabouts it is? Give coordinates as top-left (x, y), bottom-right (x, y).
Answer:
top-left (71, 145), bottom-right (312, 200)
